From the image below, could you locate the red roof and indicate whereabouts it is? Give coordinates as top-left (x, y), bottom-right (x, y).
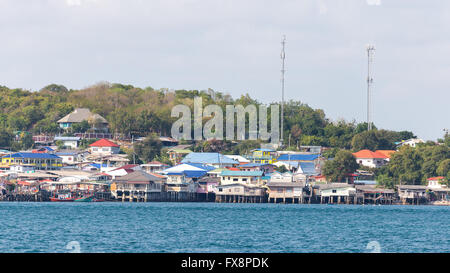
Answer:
top-left (352, 149), bottom-right (388, 159)
top-left (112, 164), bottom-right (139, 171)
top-left (149, 173), bottom-right (166, 179)
top-left (18, 181), bottom-right (31, 186)
top-left (375, 150), bottom-right (396, 159)
top-left (427, 176), bottom-right (445, 181)
top-left (89, 139), bottom-right (119, 148)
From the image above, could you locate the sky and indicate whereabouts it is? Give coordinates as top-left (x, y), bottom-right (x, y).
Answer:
top-left (0, 0), bottom-right (449, 141)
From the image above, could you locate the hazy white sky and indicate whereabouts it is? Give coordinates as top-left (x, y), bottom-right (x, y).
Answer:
top-left (0, 0), bottom-right (449, 140)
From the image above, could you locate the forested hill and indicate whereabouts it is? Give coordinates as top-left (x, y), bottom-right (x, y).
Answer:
top-left (0, 82), bottom-right (415, 150)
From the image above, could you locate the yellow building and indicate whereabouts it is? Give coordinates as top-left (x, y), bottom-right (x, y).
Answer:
top-left (1, 152), bottom-right (63, 170)
top-left (247, 148), bottom-right (277, 164)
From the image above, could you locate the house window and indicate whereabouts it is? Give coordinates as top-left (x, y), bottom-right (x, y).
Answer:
top-left (233, 178), bottom-right (238, 182)
top-left (332, 190), bottom-right (337, 193)
top-left (242, 178), bottom-right (247, 182)
top-left (219, 188), bottom-right (223, 192)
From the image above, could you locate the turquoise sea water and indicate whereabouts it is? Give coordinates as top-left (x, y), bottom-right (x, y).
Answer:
top-left (0, 202), bottom-right (448, 253)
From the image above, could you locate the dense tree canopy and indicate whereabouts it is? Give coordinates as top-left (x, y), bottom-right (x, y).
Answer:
top-left (0, 83), bottom-right (418, 153)
top-left (134, 134), bottom-right (163, 163)
top-left (322, 150), bottom-right (359, 182)
top-left (375, 142), bottom-right (450, 186)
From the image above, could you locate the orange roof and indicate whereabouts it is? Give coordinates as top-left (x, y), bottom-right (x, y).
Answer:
top-left (352, 149), bottom-right (388, 159)
top-left (427, 176), bottom-right (445, 181)
top-left (375, 150), bottom-right (396, 159)
top-left (89, 138), bottom-right (119, 147)
top-left (149, 173), bottom-right (166, 179)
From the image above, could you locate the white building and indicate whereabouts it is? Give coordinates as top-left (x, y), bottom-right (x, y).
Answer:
top-left (54, 136), bottom-right (80, 149)
top-left (269, 172), bottom-right (293, 183)
top-left (427, 177), bottom-right (447, 189)
top-left (352, 150), bottom-right (390, 168)
top-left (89, 139), bottom-right (120, 156)
top-left (397, 138), bottom-right (425, 148)
top-left (219, 170), bottom-right (263, 186)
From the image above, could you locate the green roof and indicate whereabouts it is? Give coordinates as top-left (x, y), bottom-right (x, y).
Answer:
top-left (169, 149), bottom-right (192, 154)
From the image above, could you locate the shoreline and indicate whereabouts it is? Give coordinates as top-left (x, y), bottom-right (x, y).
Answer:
top-left (0, 200), bottom-right (448, 206)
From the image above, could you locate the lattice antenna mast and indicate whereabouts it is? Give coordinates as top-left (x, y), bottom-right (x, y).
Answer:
top-left (280, 35), bottom-right (286, 144)
top-left (366, 44), bottom-right (375, 131)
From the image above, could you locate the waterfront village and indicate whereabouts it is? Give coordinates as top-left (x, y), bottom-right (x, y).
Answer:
top-left (0, 108), bottom-right (449, 205)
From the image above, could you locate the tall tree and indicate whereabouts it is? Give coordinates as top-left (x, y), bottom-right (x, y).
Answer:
top-left (388, 146), bottom-right (423, 185)
top-left (134, 134), bottom-right (163, 163)
top-left (323, 150), bottom-right (359, 182)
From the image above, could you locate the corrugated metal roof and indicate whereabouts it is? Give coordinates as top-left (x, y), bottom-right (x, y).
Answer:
top-left (277, 154), bottom-right (319, 161)
top-left (252, 148), bottom-right (275, 152)
top-left (57, 108), bottom-right (108, 124)
top-left (114, 170), bottom-right (162, 183)
top-left (89, 139), bottom-right (119, 147)
top-left (298, 162), bottom-right (317, 175)
top-left (220, 170), bottom-right (263, 177)
top-left (239, 163), bottom-right (272, 168)
top-left (181, 152), bottom-right (238, 165)
top-left (352, 150), bottom-right (387, 159)
top-left (1, 153), bottom-right (61, 159)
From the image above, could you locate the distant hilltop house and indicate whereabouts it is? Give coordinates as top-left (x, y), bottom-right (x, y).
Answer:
top-left (57, 108), bottom-right (108, 131)
top-left (352, 149), bottom-right (396, 168)
top-left (396, 138), bottom-right (425, 148)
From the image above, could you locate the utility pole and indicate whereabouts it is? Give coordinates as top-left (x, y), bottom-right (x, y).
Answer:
top-left (366, 44), bottom-right (375, 131)
top-left (281, 35), bottom-right (286, 145)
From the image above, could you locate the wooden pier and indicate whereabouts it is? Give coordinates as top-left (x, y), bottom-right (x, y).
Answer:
top-left (215, 194), bottom-right (265, 203)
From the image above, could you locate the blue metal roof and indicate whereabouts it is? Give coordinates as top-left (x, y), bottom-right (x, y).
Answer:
top-left (90, 163), bottom-right (108, 169)
top-left (181, 152), bottom-right (238, 165)
top-left (184, 163), bottom-right (216, 171)
top-left (55, 152), bottom-right (77, 156)
top-left (277, 154), bottom-right (319, 161)
top-left (239, 163), bottom-right (272, 168)
top-left (1, 152), bottom-right (61, 159)
top-left (220, 170), bottom-right (263, 177)
top-left (166, 170), bottom-right (207, 178)
top-left (355, 180), bottom-right (377, 185)
top-left (252, 148), bottom-right (275, 152)
top-left (299, 162), bottom-right (317, 175)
